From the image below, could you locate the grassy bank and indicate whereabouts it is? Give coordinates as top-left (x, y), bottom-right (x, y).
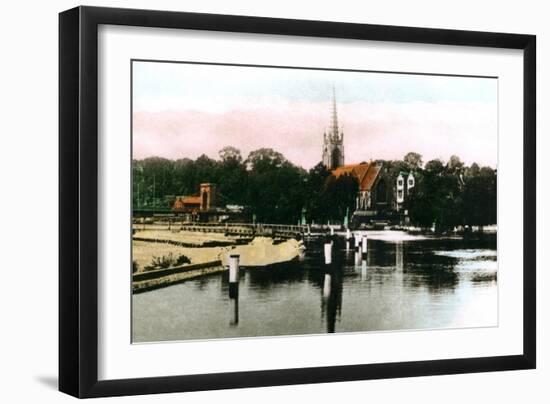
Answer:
top-left (132, 231), bottom-right (305, 292)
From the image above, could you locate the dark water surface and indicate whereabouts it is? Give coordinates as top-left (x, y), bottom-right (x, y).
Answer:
top-left (132, 231), bottom-right (497, 342)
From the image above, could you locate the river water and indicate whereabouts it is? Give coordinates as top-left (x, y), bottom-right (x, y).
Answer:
top-left (132, 231), bottom-right (497, 343)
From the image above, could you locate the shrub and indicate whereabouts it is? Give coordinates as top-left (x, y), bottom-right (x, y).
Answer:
top-left (175, 254), bottom-right (191, 266)
top-left (144, 253), bottom-right (191, 271)
top-left (150, 253), bottom-right (175, 269)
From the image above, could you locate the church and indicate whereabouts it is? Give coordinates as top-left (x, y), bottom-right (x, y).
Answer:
top-left (322, 88), bottom-right (414, 225)
top-left (322, 88), bottom-right (345, 170)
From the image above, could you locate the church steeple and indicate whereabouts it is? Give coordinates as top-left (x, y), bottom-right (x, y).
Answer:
top-left (322, 86), bottom-right (345, 170)
top-left (330, 86), bottom-right (339, 138)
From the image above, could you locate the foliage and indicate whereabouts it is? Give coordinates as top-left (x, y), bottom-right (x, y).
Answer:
top-left (245, 148), bottom-right (307, 223)
top-left (133, 147), bottom-right (307, 223)
top-left (301, 165), bottom-right (359, 223)
top-left (322, 173), bottom-right (359, 222)
top-left (132, 147), bottom-right (496, 229)
top-left (406, 154), bottom-right (496, 231)
top-left (403, 152), bottom-right (423, 170)
top-left (460, 166), bottom-right (497, 227)
top-left (304, 162), bottom-right (331, 222)
top-left (144, 253), bottom-right (191, 271)
top-left (174, 254), bottom-right (191, 266)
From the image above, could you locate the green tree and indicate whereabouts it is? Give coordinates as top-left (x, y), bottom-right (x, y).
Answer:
top-left (424, 159), bottom-right (445, 175)
top-left (172, 158), bottom-right (195, 197)
top-left (132, 160), bottom-right (143, 208)
top-left (138, 157), bottom-right (175, 208)
top-left (245, 148), bottom-right (306, 223)
top-left (403, 152), bottom-right (423, 170)
top-left (132, 149), bottom-right (497, 230)
top-left (305, 162), bottom-right (331, 222)
top-left (246, 148), bottom-right (286, 172)
top-left (447, 155), bottom-right (465, 176)
top-left (217, 147), bottom-right (247, 205)
top-left (193, 154), bottom-right (220, 186)
top-left (324, 173), bottom-right (359, 221)
top-left (219, 146), bottom-right (243, 164)
top-left (408, 158), bottom-right (461, 231)
top-left (461, 164), bottom-right (497, 228)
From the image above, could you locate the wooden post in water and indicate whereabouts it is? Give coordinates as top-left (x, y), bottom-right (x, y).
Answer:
top-left (354, 234), bottom-right (361, 249)
top-left (362, 235), bottom-right (368, 259)
top-left (361, 258), bottom-right (367, 280)
top-left (324, 242), bottom-right (333, 265)
top-left (355, 248), bottom-right (362, 266)
top-left (229, 296), bottom-right (239, 326)
top-left (354, 235), bottom-right (362, 266)
top-left (323, 242), bottom-right (332, 298)
top-left (354, 233), bottom-right (362, 265)
top-left (323, 273), bottom-right (332, 299)
top-left (228, 254), bottom-right (240, 299)
top-left (229, 254), bottom-right (240, 282)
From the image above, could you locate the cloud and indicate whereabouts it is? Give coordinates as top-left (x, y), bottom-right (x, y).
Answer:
top-left (132, 99), bottom-right (497, 169)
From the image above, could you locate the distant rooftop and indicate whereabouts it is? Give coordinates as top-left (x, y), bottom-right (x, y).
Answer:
top-left (332, 162), bottom-right (382, 192)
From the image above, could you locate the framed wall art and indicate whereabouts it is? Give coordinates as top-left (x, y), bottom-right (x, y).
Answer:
top-left (59, 6), bottom-right (536, 398)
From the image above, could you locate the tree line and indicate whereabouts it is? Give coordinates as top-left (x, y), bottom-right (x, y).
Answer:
top-left (399, 152), bottom-right (497, 231)
top-left (132, 148), bottom-right (496, 229)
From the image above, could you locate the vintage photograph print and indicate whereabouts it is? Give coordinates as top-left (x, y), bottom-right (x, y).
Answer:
top-left (131, 60), bottom-right (497, 343)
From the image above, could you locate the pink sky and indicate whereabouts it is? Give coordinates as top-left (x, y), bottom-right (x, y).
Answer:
top-left (133, 99), bottom-right (497, 169)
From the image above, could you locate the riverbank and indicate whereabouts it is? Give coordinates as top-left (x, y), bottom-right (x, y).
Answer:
top-left (220, 237), bottom-right (304, 267)
top-left (132, 229), bottom-right (239, 247)
top-left (132, 231), bottom-right (305, 292)
top-left (132, 260), bottom-right (225, 294)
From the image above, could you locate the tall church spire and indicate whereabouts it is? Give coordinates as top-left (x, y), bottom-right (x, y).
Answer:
top-left (322, 86), bottom-right (345, 170)
top-left (331, 85), bottom-right (339, 138)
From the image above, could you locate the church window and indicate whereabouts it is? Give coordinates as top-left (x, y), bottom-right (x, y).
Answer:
top-left (331, 148), bottom-right (341, 169)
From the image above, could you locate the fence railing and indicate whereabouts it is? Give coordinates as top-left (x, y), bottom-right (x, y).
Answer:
top-left (131, 221), bottom-right (322, 235)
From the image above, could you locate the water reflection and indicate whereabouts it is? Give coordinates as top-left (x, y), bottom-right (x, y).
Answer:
top-left (229, 296), bottom-right (239, 326)
top-left (361, 259), bottom-right (367, 281)
top-left (133, 233), bottom-right (497, 342)
top-left (321, 268), bottom-right (343, 333)
top-left (396, 241), bottom-right (403, 272)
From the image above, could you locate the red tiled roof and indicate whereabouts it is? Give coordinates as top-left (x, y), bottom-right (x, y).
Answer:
top-left (332, 162), bottom-right (382, 192)
top-left (172, 195), bottom-right (201, 212)
top-left (361, 164), bottom-right (382, 192)
top-left (182, 196), bottom-right (201, 205)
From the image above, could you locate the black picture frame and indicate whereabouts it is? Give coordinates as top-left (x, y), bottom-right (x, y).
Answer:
top-left (59, 5), bottom-right (536, 398)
